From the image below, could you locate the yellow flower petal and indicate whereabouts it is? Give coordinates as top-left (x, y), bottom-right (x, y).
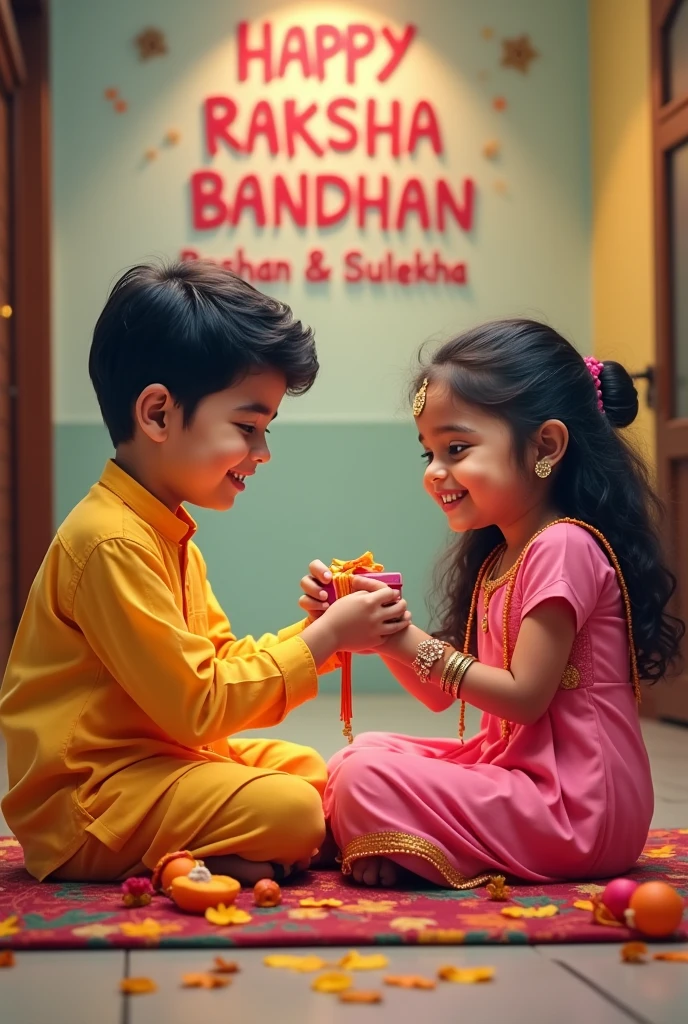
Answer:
top-left (339, 990), bottom-right (383, 1003)
top-left (644, 845), bottom-right (676, 859)
top-left (501, 905), bottom-right (559, 919)
top-left (299, 897), bottom-right (343, 908)
top-left (573, 900), bottom-right (595, 912)
top-left (205, 904), bottom-right (252, 926)
top-left (120, 918), bottom-right (181, 938)
top-left (311, 972), bottom-right (354, 993)
top-left (338, 951), bottom-right (389, 971)
top-left (0, 915), bottom-right (21, 937)
top-left (119, 977), bottom-right (157, 994)
top-left (264, 954), bottom-right (330, 973)
top-left (288, 908), bottom-right (329, 920)
top-left (418, 929), bottom-right (466, 944)
top-left (438, 965), bottom-right (495, 984)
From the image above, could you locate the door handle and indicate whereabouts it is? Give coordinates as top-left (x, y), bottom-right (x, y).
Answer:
top-left (630, 366), bottom-right (655, 410)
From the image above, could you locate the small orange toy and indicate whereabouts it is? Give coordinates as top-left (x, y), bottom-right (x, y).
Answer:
top-left (169, 867), bottom-right (241, 914)
top-left (626, 882), bottom-right (685, 938)
top-left (152, 851), bottom-right (198, 893)
top-left (254, 878), bottom-right (282, 907)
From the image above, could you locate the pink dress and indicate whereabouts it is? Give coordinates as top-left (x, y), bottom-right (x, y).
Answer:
top-left (324, 523), bottom-right (654, 887)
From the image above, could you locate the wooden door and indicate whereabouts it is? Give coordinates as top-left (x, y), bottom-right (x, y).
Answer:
top-left (651, 0), bottom-right (688, 723)
top-left (0, 3), bottom-right (23, 669)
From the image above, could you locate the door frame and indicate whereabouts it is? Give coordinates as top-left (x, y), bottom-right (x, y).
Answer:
top-left (0, 0), bottom-right (52, 622)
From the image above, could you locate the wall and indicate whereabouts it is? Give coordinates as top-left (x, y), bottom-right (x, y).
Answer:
top-left (52, 0), bottom-right (591, 691)
top-left (589, 0), bottom-right (655, 463)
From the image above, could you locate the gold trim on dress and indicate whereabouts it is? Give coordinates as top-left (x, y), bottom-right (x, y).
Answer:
top-left (341, 832), bottom-right (499, 890)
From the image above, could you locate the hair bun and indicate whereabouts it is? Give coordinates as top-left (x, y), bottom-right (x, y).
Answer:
top-left (600, 360), bottom-right (639, 428)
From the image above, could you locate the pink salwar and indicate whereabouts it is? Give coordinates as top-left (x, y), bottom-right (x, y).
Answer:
top-left (324, 524), bottom-right (654, 887)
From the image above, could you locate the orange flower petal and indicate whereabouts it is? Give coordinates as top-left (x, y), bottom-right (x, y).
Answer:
top-left (438, 965), bottom-right (495, 984)
top-left (573, 900), bottom-right (595, 912)
top-left (0, 950), bottom-right (16, 967)
top-left (182, 972), bottom-right (230, 989)
top-left (621, 943), bottom-right (648, 964)
top-left (339, 990), bottom-right (383, 1004)
top-left (653, 951), bottom-right (688, 962)
top-left (213, 957), bottom-right (240, 973)
top-left (120, 977), bottom-right (157, 994)
top-left (384, 974), bottom-right (436, 990)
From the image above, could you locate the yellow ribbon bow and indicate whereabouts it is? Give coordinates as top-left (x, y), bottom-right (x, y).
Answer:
top-left (329, 552), bottom-right (385, 743)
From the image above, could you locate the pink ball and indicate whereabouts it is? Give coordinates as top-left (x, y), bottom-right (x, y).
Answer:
top-left (602, 878), bottom-right (639, 922)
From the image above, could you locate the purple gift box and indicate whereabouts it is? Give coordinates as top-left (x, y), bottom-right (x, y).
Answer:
top-left (323, 572), bottom-right (403, 605)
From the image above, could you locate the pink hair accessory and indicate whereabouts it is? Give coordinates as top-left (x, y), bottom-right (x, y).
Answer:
top-left (583, 356), bottom-right (605, 412)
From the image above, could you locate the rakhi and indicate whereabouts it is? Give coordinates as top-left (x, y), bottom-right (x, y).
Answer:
top-left (322, 552), bottom-right (403, 743)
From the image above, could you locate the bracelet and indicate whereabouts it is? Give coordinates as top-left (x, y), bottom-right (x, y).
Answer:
top-left (440, 652), bottom-right (475, 699)
top-left (412, 638), bottom-right (449, 683)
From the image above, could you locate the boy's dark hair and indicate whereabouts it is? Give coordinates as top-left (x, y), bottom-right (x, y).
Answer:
top-left (413, 318), bottom-right (684, 683)
top-left (89, 260), bottom-right (318, 446)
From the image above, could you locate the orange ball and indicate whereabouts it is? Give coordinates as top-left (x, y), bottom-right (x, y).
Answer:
top-left (628, 882), bottom-right (684, 938)
top-left (253, 878), bottom-right (282, 908)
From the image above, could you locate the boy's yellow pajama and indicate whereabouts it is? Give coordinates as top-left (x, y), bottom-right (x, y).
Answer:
top-left (0, 461), bottom-right (333, 881)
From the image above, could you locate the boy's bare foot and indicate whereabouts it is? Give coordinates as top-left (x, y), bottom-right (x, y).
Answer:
top-left (350, 856), bottom-right (399, 887)
top-left (203, 855), bottom-right (311, 886)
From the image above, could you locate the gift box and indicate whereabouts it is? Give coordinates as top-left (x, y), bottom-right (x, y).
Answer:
top-left (322, 572), bottom-right (402, 606)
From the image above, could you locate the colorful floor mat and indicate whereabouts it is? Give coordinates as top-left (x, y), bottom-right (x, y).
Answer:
top-left (0, 830), bottom-right (686, 949)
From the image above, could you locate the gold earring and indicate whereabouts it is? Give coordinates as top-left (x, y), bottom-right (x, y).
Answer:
top-left (534, 459), bottom-right (552, 479)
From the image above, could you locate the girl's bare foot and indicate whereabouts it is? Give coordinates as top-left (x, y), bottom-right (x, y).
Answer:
top-left (350, 856), bottom-right (399, 887)
top-left (203, 855), bottom-right (311, 886)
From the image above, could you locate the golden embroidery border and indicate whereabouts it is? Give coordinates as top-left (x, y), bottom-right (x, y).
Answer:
top-left (340, 831), bottom-right (498, 890)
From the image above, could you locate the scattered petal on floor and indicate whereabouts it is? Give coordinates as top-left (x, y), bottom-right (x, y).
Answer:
top-left (0, 950), bottom-right (16, 967)
top-left (384, 974), bottom-right (436, 990)
top-left (339, 990), bottom-right (383, 1003)
top-left (264, 955), bottom-right (330, 973)
top-left (299, 897), bottom-right (343, 908)
top-left (653, 951), bottom-right (688, 962)
top-left (212, 956), bottom-right (240, 973)
top-left (621, 943), bottom-right (648, 963)
top-left (644, 845), bottom-right (676, 859)
top-left (181, 972), bottom-right (230, 988)
top-left (501, 905), bottom-right (559, 919)
top-left (573, 900), bottom-right (595, 912)
top-left (312, 972), bottom-right (354, 993)
top-left (119, 977), bottom-right (157, 995)
top-left (339, 900), bottom-right (397, 914)
top-left (338, 951), bottom-right (389, 971)
top-left (438, 965), bottom-right (495, 984)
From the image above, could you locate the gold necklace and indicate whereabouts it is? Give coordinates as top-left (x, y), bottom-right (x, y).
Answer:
top-left (460, 517), bottom-right (640, 743)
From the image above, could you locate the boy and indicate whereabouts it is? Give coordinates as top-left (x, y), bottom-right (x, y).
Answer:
top-left (0, 261), bottom-right (408, 883)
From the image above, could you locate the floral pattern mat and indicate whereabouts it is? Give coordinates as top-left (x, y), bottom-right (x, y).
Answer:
top-left (1, 830), bottom-right (687, 950)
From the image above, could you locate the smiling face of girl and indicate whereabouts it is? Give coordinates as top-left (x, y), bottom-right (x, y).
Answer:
top-left (417, 379), bottom-right (545, 536)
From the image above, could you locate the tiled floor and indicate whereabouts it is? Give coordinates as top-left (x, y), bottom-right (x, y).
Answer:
top-left (1, 693), bottom-right (687, 1023)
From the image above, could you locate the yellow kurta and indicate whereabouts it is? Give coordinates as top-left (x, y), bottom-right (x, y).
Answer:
top-left (0, 461), bottom-right (330, 880)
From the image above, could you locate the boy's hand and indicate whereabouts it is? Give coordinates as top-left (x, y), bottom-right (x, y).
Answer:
top-left (324, 576), bottom-right (410, 653)
top-left (299, 559), bottom-right (332, 619)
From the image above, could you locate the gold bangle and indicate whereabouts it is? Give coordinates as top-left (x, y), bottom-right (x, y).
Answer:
top-left (440, 652), bottom-right (462, 693)
top-left (450, 655), bottom-right (475, 699)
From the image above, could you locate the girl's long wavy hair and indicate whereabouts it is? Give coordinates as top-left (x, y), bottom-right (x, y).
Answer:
top-left (414, 319), bottom-right (683, 681)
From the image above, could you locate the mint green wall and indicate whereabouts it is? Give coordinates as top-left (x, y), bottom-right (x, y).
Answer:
top-left (55, 423), bottom-right (448, 693)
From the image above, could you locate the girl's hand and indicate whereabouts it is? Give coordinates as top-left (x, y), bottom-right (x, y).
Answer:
top-left (299, 559), bottom-right (333, 619)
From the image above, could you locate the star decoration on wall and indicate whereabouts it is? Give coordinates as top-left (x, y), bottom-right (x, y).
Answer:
top-left (501, 34), bottom-right (539, 74)
top-left (134, 27), bottom-right (168, 61)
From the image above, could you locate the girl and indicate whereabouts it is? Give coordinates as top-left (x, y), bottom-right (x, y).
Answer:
top-left (301, 319), bottom-right (683, 889)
